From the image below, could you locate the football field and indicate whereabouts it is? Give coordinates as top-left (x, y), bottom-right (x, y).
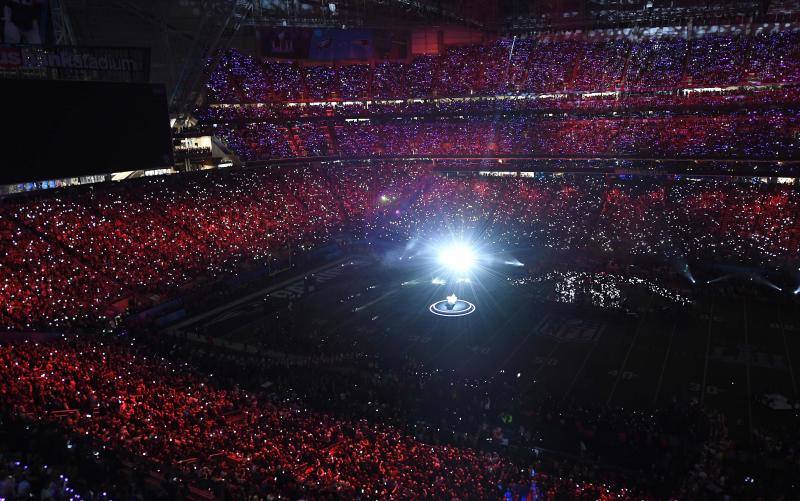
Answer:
top-left (176, 255), bottom-right (800, 440)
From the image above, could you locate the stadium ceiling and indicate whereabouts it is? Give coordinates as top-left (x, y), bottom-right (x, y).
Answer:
top-left (63, 1), bottom-right (793, 47)
top-left (250, 1), bottom-right (496, 30)
top-left (502, 1), bottom-right (789, 32)
top-left (249, 1), bottom-right (792, 31)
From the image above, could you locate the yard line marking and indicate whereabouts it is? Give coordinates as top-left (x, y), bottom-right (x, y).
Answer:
top-left (652, 322), bottom-right (677, 406)
top-left (700, 300), bottom-right (714, 405)
top-left (743, 298), bottom-right (753, 437)
top-left (778, 304), bottom-right (798, 398)
top-left (562, 341), bottom-right (598, 404)
top-left (532, 342), bottom-right (561, 380)
top-left (606, 292), bottom-right (654, 406)
top-left (353, 290), bottom-right (396, 312)
top-left (495, 306), bottom-right (546, 371)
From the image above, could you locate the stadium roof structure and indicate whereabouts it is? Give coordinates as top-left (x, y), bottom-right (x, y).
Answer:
top-left (60, 0), bottom-right (498, 118)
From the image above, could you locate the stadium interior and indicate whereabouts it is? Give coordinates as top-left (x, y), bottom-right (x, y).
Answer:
top-left (2, 0), bottom-right (800, 499)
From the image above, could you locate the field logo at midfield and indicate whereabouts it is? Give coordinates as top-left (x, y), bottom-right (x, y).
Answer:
top-left (534, 315), bottom-right (606, 343)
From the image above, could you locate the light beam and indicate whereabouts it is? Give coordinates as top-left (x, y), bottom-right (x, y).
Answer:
top-left (437, 243), bottom-right (477, 274)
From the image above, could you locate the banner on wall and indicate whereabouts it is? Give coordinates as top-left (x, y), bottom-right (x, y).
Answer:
top-left (260, 27), bottom-right (409, 61)
top-left (259, 28), bottom-right (312, 59)
top-left (309, 28), bottom-right (373, 61)
top-left (0, 45), bottom-right (150, 82)
top-left (1, 0), bottom-right (51, 45)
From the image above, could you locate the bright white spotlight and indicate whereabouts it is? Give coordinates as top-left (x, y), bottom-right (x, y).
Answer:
top-left (437, 243), bottom-right (477, 273)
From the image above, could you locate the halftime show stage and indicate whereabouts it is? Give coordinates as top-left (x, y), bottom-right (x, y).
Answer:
top-left (429, 294), bottom-right (476, 317)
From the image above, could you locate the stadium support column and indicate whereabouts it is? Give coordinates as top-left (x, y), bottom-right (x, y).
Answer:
top-left (50, 0), bottom-right (77, 45)
top-left (169, 0), bottom-right (253, 125)
top-left (761, 0), bottom-right (771, 16)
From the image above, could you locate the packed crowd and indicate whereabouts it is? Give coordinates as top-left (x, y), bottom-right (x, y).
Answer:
top-left (200, 31), bottom-right (800, 165)
top-left (2, 26), bottom-right (799, 501)
top-left (0, 416), bottom-right (124, 501)
top-left (213, 111), bottom-right (800, 162)
top-left (199, 85), bottom-right (800, 122)
top-left (375, 173), bottom-right (800, 266)
top-left (0, 337), bottom-right (546, 499)
top-left (509, 271), bottom-right (693, 309)
top-left (206, 33), bottom-right (800, 103)
top-left (3, 301), bottom-right (792, 499)
top-left (148, 270), bottom-right (800, 500)
top-left (8, 323), bottom-right (784, 500)
top-left (0, 454), bottom-right (84, 501)
top-left (1, 164), bottom-right (798, 330)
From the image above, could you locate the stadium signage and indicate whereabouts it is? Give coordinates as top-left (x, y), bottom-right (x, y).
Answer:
top-left (0, 47), bottom-right (22, 67)
top-left (0, 45), bottom-right (150, 82)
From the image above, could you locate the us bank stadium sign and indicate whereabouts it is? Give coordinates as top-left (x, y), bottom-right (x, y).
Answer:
top-left (0, 45), bottom-right (150, 83)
